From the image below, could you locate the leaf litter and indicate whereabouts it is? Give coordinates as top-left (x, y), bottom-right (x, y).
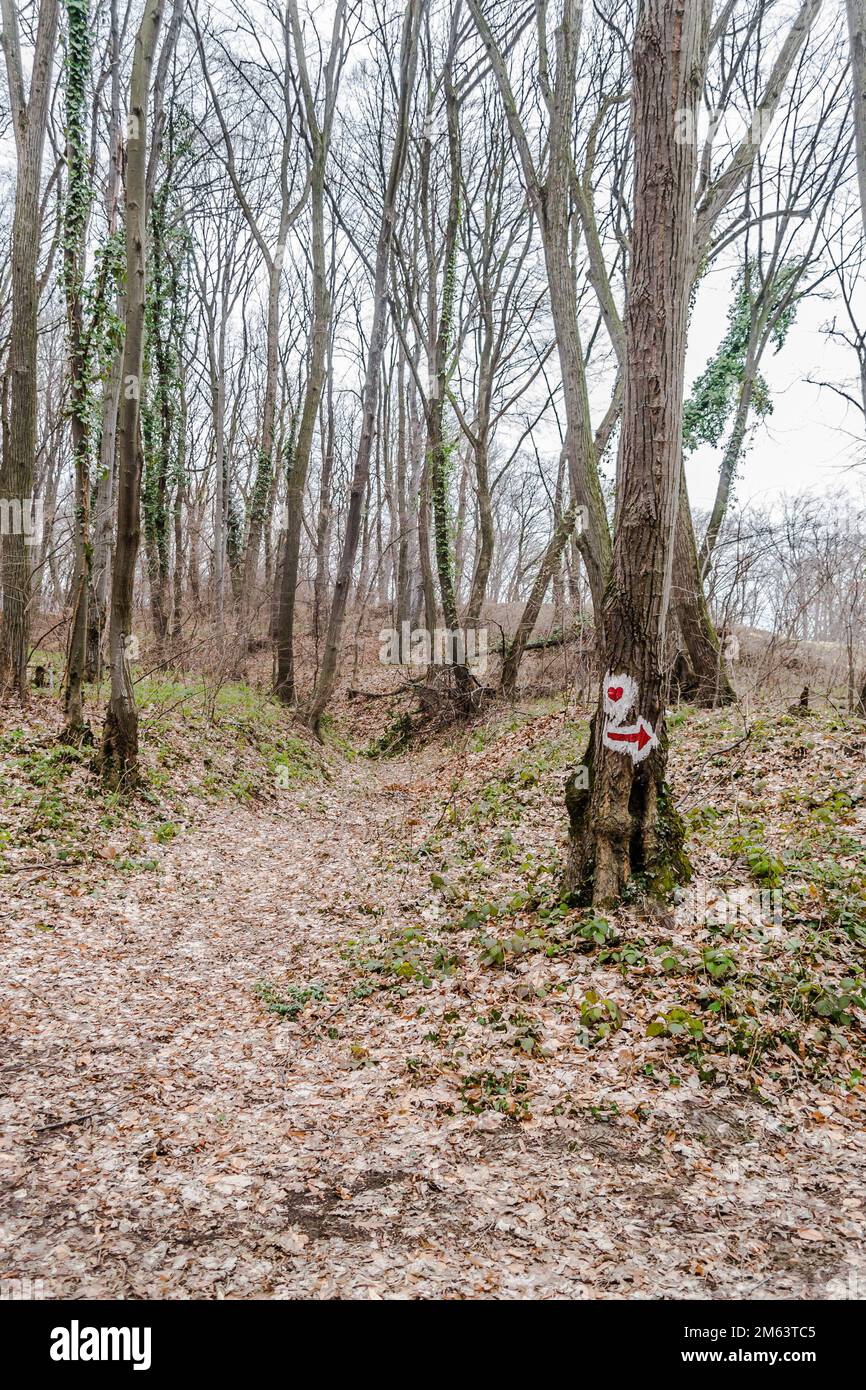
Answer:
top-left (1, 695), bottom-right (865, 1298)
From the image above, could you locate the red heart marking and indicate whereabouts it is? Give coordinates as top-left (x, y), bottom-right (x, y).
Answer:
top-left (608, 686), bottom-right (623, 702)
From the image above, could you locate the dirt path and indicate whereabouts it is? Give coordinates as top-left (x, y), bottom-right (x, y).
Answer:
top-left (2, 750), bottom-right (864, 1299)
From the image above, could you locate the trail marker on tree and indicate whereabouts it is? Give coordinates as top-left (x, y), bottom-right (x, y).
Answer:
top-left (601, 672), bottom-right (658, 764)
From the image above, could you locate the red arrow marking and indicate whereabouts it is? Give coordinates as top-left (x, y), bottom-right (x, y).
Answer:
top-left (607, 723), bottom-right (652, 751)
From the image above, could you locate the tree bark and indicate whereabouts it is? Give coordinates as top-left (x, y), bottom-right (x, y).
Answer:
top-left (847, 0), bottom-right (866, 231)
top-left (567, 0), bottom-right (711, 906)
top-left (101, 0), bottom-right (165, 783)
top-left (423, 14), bottom-right (475, 707)
top-left (241, 255), bottom-right (283, 610)
top-left (671, 471), bottom-right (736, 705)
top-left (465, 429), bottom-right (494, 625)
top-left (0, 0), bottom-right (59, 699)
top-left (142, 178), bottom-right (174, 648)
top-left (61, 0), bottom-right (94, 739)
top-left (275, 0), bottom-right (344, 704)
top-left (88, 351), bottom-right (122, 682)
top-left (86, 0), bottom-right (123, 683)
top-left (698, 359), bottom-right (757, 578)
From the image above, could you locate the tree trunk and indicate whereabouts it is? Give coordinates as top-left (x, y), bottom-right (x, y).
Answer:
top-left (411, 377), bottom-right (437, 637)
top-left (848, 0), bottom-right (866, 448)
top-left (87, 355), bottom-right (121, 682)
top-left (671, 473), bottom-right (736, 705)
top-left (424, 31), bottom-right (474, 707)
top-left (101, 0), bottom-right (165, 783)
top-left (465, 436), bottom-right (494, 626)
top-left (391, 345), bottom-right (411, 637)
top-left (452, 447), bottom-right (470, 607)
top-left (698, 361), bottom-right (757, 577)
top-left (210, 290), bottom-right (229, 637)
top-left (567, 0), bottom-right (710, 907)
top-left (847, 0), bottom-right (866, 234)
top-left (171, 377), bottom-right (187, 645)
top-left (60, 0), bottom-right (95, 739)
top-left (276, 0), bottom-right (343, 702)
top-left (0, 0), bottom-right (59, 699)
top-left (241, 255), bottom-right (282, 611)
top-left (142, 179), bottom-right (174, 649)
top-left (312, 360), bottom-right (335, 673)
top-left (86, 0), bottom-right (123, 684)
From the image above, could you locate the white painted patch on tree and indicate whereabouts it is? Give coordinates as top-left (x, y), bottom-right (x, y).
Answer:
top-left (602, 671), bottom-right (658, 764)
top-left (602, 672), bottom-right (638, 723)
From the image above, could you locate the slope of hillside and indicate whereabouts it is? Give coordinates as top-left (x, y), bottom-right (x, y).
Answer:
top-left (1, 693), bottom-right (864, 1298)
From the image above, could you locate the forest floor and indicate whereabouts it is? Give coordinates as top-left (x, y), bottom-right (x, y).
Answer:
top-left (2, 682), bottom-right (866, 1299)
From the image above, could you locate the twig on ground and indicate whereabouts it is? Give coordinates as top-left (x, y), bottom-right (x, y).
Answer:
top-left (2, 859), bottom-right (83, 873)
top-left (34, 1102), bottom-right (123, 1134)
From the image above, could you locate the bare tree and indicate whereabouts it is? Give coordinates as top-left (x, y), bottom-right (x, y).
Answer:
top-left (101, 0), bottom-right (167, 781)
top-left (671, 0), bottom-right (825, 705)
top-left (847, 0), bottom-right (866, 229)
top-left (0, 0), bottom-right (60, 697)
top-left (468, 0), bottom-right (612, 616)
top-left (306, 0), bottom-right (423, 732)
top-left (275, 0), bottom-right (348, 704)
top-left (567, 0), bottom-right (711, 906)
top-left (193, 1), bottom-right (308, 615)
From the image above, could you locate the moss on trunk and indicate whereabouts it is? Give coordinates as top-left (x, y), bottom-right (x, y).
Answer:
top-left (565, 718), bottom-right (691, 907)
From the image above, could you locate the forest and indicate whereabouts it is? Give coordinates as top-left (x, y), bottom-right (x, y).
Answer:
top-left (1, 0), bottom-right (865, 1308)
